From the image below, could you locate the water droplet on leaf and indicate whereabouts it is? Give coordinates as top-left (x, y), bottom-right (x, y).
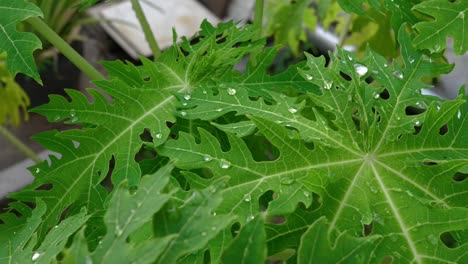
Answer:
top-left (414, 119), bottom-right (421, 126)
top-left (353, 64), bottom-right (368, 77)
top-left (216, 108), bottom-right (223, 112)
top-left (227, 88), bottom-right (237, 95)
top-left (203, 155), bottom-right (212, 162)
top-left (244, 194), bottom-right (251, 202)
top-left (408, 56), bottom-right (415, 64)
top-left (219, 159), bottom-right (231, 169)
top-left (35, 168), bottom-right (40, 174)
top-left (373, 93), bottom-right (380, 99)
top-left (154, 132), bottom-right (162, 139)
top-left (288, 107), bottom-right (298, 114)
top-left (305, 74), bottom-right (313, 80)
top-left (180, 111), bottom-right (187, 117)
top-left (246, 215), bottom-right (255, 222)
top-left (183, 94), bottom-right (191, 100)
top-left (457, 110), bottom-right (462, 119)
top-left (280, 177), bottom-right (295, 185)
top-left (32, 252), bottom-right (42, 261)
top-left (427, 234), bottom-right (438, 245)
top-left (323, 80), bottom-right (333, 90)
top-left (393, 71), bottom-right (404, 79)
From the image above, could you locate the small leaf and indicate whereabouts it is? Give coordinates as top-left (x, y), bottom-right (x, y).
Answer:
top-left (221, 215), bottom-right (267, 264)
top-left (0, 0), bottom-right (43, 83)
top-left (413, 0), bottom-right (468, 55)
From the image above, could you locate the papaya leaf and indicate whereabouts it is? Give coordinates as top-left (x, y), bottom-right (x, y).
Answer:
top-left (6, 21), bottom-right (262, 239)
top-left (159, 26), bottom-right (468, 262)
top-left (413, 0), bottom-right (468, 55)
top-left (0, 0), bottom-right (42, 83)
top-left (0, 200), bottom-right (88, 264)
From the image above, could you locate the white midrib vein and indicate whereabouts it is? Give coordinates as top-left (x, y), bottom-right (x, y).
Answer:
top-left (328, 162), bottom-right (367, 232)
top-left (371, 163), bottom-right (421, 264)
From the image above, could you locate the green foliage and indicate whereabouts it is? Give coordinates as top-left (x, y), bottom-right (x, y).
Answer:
top-left (0, 1), bottom-right (467, 263)
top-left (413, 0), bottom-right (468, 55)
top-left (0, 57), bottom-right (30, 126)
top-left (0, 0), bottom-right (43, 83)
top-left (264, 0), bottom-right (316, 55)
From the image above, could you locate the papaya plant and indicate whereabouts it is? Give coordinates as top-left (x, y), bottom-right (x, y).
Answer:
top-left (0, 0), bottom-right (467, 263)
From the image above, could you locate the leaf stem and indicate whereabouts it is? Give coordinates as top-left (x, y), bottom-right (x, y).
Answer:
top-left (333, 13), bottom-right (353, 58)
top-left (0, 126), bottom-right (41, 164)
top-left (131, 0), bottom-right (161, 60)
top-left (254, 0), bottom-right (265, 39)
top-left (26, 17), bottom-right (105, 81)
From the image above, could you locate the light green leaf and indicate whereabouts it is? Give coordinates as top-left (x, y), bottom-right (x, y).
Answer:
top-left (154, 178), bottom-right (235, 263)
top-left (297, 217), bottom-right (381, 263)
top-left (413, 0), bottom-right (468, 55)
top-left (221, 215), bottom-right (267, 264)
top-left (265, 0), bottom-right (316, 54)
top-left (0, 200), bottom-right (88, 264)
top-left (92, 164), bottom-right (175, 264)
top-left (0, 0), bottom-right (42, 83)
top-left (0, 59), bottom-right (29, 126)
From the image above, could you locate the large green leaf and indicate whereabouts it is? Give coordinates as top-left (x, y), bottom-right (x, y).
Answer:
top-left (0, 0), bottom-right (42, 83)
top-left (158, 26), bottom-right (468, 263)
top-left (4, 21), bottom-right (263, 239)
top-left (0, 200), bottom-right (88, 264)
top-left (413, 0), bottom-right (468, 55)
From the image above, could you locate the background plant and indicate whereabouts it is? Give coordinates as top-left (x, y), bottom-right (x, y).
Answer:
top-left (0, 0), bottom-right (467, 263)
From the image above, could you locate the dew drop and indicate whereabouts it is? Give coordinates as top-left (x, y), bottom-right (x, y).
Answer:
top-left (180, 111), bottom-right (187, 117)
top-left (303, 190), bottom-right (310, 197)
top-left (70, 109), bottom-right (76, 117)
top-left (323, 80), bottom-right (333, 90)
top-left (211, 211), bottom-right (217, 216)
top-left (154, 132), bottom-right (162, 139)
top-left (393, 71), bottom-right (404, 79)
top-left (372, 70), bottom-right (379, 74)
top-left (457, 110), bottom-right (462, 119)
top-left (227, 88), bottom-right (237, 96)
top-left (71, 116), bottom-right (79, 122)
top-left (203, 155), bottom-right (212, 162)
top-left (202, 232), bottom-right (207, 236)
top-left (183, 94), bottom-right (191, 100)
top-left (436, 105), bottom-right (441, 111)
top-left (369, 186), bottom-right (378, 194)
top-left (288, 107), bottom-right (298, 114)
top-left (219, 159), bottom-right (231, 169)
top-left (427, 234), bottom-right (438, 245)
top-left (305, 74), bottom-right (313, 80)
top-left (35, 168), bottom-right (40, 174)
top-left (280, 177), bottom-right (295, 185)
top-left (408, 56), bottom-right (415, 64)
top-left (414, 119), bottom-right (421, 126)
top-left (406, 190), bottom-right (414, 197)
top-left (53, 115), bottom-right (61, 121)
top-left (202, 89), bottom-right (207, 95)
top-left (373, 93), bottom-right (380, 99)
top-left (353, 64), bottom-right (368, 77)
top-left (433, 44), bottom-right (441, 52)
top-left (383, 63), bottom-right (388, 68)
top-left (182, 102), bottom-right (188, 106)
top-left (347, 55), bottom-right (353, 61)
top-left (396, 116), bottom-right (401, 121)
top-left (32, 252), bottom-right (42, 261)
top-left (216, 108), bottom-right (223, 112)
top-left (246, 214), bottom-right (255, 222)
top-left (347, 95), bottom-right (353, 102)
top-left (243, 194), bottom-right (251, 202)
